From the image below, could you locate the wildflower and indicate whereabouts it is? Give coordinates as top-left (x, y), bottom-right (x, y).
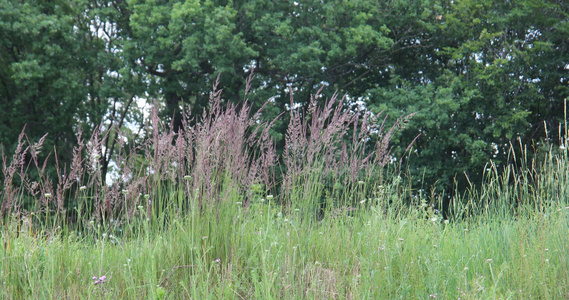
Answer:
top-left (359, 199), bottom-right (366, 204)
top-left (122, 190), bottom-right (128, 195)
top-left (215, 258), bottom-right (221, 263)
top-left (236, 202), bottom-right (242, 205)
top-left (44, 193), bottom-right (51, 198)
top-left (144, 194), bottom-right (150, 199)
top-left (79, 186), bottom-right (87, 191)
top-left (266, 195), bottom-right (274, 200)
top-left (93, 275), bottom-right (107, 285)
top-left (486, 259), bottom-right (493, 264)
top-left (137, 205), bottom-right (144, 210)
top-left (358, 181), bottom-right (365, 185)
top-left (184, 175), bottom-right (192, 180)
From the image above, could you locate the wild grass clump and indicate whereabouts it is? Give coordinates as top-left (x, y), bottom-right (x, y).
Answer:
top-left (2, 79), bottom-right (569, 298)
top-left (0, 74), bottom-right (411, 234)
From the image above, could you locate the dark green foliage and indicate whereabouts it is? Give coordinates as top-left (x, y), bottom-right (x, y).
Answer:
top-left (0, 0), bottom-right (89, 167)
top-left (1, 0), bottom-right (568, 198)
top-left (367, 0), bottom-right (569, 192)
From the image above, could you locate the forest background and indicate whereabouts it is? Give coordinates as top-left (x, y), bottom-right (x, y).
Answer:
top-left (1, 0), bottom-right (568, 202)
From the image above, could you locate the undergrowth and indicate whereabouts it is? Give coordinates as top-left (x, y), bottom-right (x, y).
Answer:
top-left (1, 81), bottom-right (569, 299)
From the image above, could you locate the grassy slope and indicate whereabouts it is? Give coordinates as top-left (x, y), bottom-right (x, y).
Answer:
top-left (2, 195), bottom-right (568, 299)
top-left (2, 98), bottom-right (569, 299)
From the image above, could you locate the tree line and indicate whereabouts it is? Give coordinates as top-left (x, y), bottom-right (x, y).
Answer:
top-left (1, 0), bottom-right (568, 195)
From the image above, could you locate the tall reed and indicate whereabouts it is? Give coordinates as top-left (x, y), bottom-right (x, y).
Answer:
top-left (0, 76), bottom-right (412, 234)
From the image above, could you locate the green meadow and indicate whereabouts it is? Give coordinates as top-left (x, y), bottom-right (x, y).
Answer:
top-left (2, 97), bottom-right (569, 299)
top-left (3, 159), bottom-right (569, 299)
top-left (3, 0), bottom-right (569, 298)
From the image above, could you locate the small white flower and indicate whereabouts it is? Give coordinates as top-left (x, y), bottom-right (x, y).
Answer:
top-left (79, 186), bottom-right (87, 191)
top-left (44, 193), bottom-right (51, 198)
top-left (358, 181), bottom-right (364, 185)
top-left (184, 175), bottom-right (192, 180)
top-left (359, 199), bottom-right (366, 204)
top-left (266, 195), bottom-right (274, 199)
top-left (144, 194), bottom-right (150, 199)
top-left (122, 190), bottom-right (128, 195)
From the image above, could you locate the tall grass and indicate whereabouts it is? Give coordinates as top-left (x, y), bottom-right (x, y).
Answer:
top-left (2, 82), bottom-right (569, 298)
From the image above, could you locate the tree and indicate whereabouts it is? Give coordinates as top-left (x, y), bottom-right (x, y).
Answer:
top-left (120, 0), bottom-right (257, 131)
top-left (2, 0), bottom-right (567, 206)
top-left (0, 0), bottom-right (142, 183)
top-left (0, 0), bottom-right (91, 175)
top-left (368, 0), bottom-right (569, 194)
